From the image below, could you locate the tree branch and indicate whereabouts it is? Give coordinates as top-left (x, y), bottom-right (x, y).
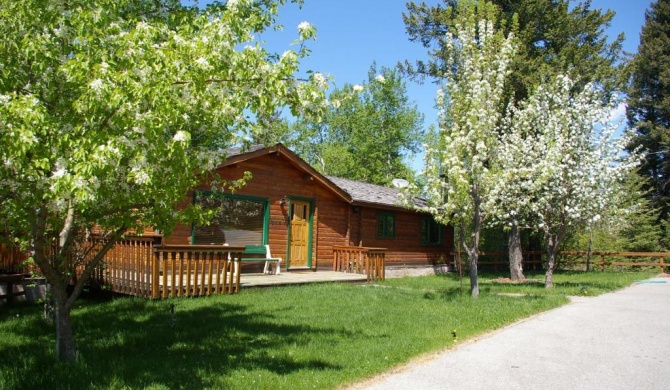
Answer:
top-left (66, 225), bottom-right (126, 310)
top-left (172, 77), bottom-right (309, 86)
top-left (58, 200), bottom-right (76, 257)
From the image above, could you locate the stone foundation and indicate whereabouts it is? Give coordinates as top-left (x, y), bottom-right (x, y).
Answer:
top-left (385, 265), bottom-right (451, 279)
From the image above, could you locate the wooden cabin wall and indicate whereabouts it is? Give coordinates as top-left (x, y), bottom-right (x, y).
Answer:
top-left (356, 207), bottom-right (454, 266)
top-left (165, 154), bottom-right (350, 270)
top-left (165, 151), bottom-right (454, 270)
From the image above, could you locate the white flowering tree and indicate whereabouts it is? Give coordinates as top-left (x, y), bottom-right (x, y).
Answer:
top-left (0, 0), bottom-right (327, 361)
top-left (411, 1), bottom-right (515, 297)
top-left (487, 75), bottom-right (637, 288)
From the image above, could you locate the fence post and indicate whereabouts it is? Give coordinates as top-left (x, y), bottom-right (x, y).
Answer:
top-left (599, 254), bottom-right (605, 272)
top-left (660, 257), bottom-right (665, 274)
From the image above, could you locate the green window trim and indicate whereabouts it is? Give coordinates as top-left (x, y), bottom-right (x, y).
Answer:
top-left (191, 191), bottom-right (270, 246)
top-left (377, 211), bottom-right (396, 239)
top-left (420, 216), bottom-right (442, 245)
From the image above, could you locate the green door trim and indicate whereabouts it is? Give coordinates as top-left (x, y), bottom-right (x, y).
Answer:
top-left (285, 196), bottom-right (314, 269)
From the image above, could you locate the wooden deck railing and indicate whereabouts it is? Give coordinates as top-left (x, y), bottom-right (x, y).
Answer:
top-left (150, 245), bottom-right (245, 299)
top-left (0, 238), bottom-right (246, 299)
top-left (94, 237), bottom-right (157, 297)
top-left (558, 251), bottom-right (670, 272)
top-left (0, 242), bottom-right (32, 274)
top-left (332, 246), bottom-right (386, 282)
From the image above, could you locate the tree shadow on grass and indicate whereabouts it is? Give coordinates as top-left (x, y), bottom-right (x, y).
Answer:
top-left (0, 292), bottom-right (372, 390)
top-left (476, 270), bottom-right (639, 296)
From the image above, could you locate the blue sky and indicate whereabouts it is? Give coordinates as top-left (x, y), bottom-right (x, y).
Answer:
top-left (193, 0), bottom-right (655, 169)
top-left (257, 0), bottom-right (654, 169)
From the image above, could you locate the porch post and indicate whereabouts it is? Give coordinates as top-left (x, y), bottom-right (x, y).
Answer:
top-left (151, 249), bottom-right (160, 299)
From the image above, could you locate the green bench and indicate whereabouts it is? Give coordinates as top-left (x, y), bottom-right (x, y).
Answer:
top-left (240, 245), bottom-right (282, 275)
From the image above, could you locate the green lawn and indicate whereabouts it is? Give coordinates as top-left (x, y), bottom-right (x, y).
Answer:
top-left (0, 270), bottom-right (656, 390)
top-left (382, 269), bottom-right (660, 297)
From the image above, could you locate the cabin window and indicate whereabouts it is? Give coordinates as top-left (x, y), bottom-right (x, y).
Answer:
top-left (377, 211), bottom-right (395, 239)
top-left (192, 192), bottom-right (268, 246)
top-left (421, 216), bottom-right (442, 245)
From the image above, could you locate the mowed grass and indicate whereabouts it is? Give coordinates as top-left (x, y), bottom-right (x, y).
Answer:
top-left (0, 270), bottom-right (655, 390)
top-left (382, 269), bottom-right (660, 297)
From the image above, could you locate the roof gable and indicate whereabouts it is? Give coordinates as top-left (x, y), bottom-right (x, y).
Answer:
top-left (220, 143), bottom-right (351, 203)
top-left (220, 143), bottom-right (427, 211)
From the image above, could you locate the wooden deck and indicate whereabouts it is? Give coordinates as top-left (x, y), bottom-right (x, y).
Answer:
top-left (101, 270), bottom-right (369, 298)
top-left (240, 270), bottom-right (368, 288)
top-left (1, 241), bottom-right (384, 299)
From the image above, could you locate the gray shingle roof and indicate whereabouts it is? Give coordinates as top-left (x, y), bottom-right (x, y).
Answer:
top-left (222, 144), bottom-right (267, 157)
top-left (326, 176), bottom-right (427, 209)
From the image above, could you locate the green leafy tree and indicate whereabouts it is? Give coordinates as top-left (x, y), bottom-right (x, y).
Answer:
top-left (290, 63), bottom-right (424, 186)
top-left (403, 0), bottom-right (625, 280)
top-left (627, 0), bottom-right (670, 238)
top-left (0, 0), bottom-right (326, 361)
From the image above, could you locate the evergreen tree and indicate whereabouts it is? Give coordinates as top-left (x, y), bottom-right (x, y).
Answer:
top-left (403, 0), bottom-right (625, 101)
top-left (562, 172), bottom-right (664, 254)
top-left (627, 0), bottom-right (670, 231)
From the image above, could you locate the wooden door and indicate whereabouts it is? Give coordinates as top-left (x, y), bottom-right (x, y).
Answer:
top-left (289, 200), bottom-right (311, 268)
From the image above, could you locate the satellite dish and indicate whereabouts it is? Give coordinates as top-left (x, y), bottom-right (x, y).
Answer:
top-left (392, 178), bottom-right (409, 188)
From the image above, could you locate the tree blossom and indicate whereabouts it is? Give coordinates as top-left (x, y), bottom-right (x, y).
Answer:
top-left (194, 57), bottom-right (210, 68)
top-left (297, 21), bottom-right (316, 41)
top-left (173, 130), bottom-right (190, 143)
top-left (487, 74), bottom-right (638, 287)
top-left (312, 72), bottom-right (327, 89)
top-left (89, 78), bottom-right (104, 90)
top-left (0, 0), bottom-right (328, 362)
top-left (405, 0), bottom-right (516, 297)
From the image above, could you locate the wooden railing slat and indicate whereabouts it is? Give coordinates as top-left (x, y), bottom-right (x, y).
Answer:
top-left (331, 246), bottom-right (386, 281)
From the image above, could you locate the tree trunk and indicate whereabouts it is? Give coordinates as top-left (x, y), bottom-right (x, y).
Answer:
top-left (468, 248), bottom-right (479, 297)
top-left (545, 235), bottom-right (559, 289)
top-left (30, 207), bottom-right (125, 362)
top-left (54, 289), bottom-right (77, 362)
top-left (508, 223), bottom-right (525, 280)
top-left (466, 193), bottom-right (483, 298)
top-left (586, 228), bottom-right (593, 272)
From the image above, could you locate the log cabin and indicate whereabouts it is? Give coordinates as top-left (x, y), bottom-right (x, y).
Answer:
top-left (0, 143), bottom-right (454, 299)
top-left (165, 143), bottom-right (454, 274)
